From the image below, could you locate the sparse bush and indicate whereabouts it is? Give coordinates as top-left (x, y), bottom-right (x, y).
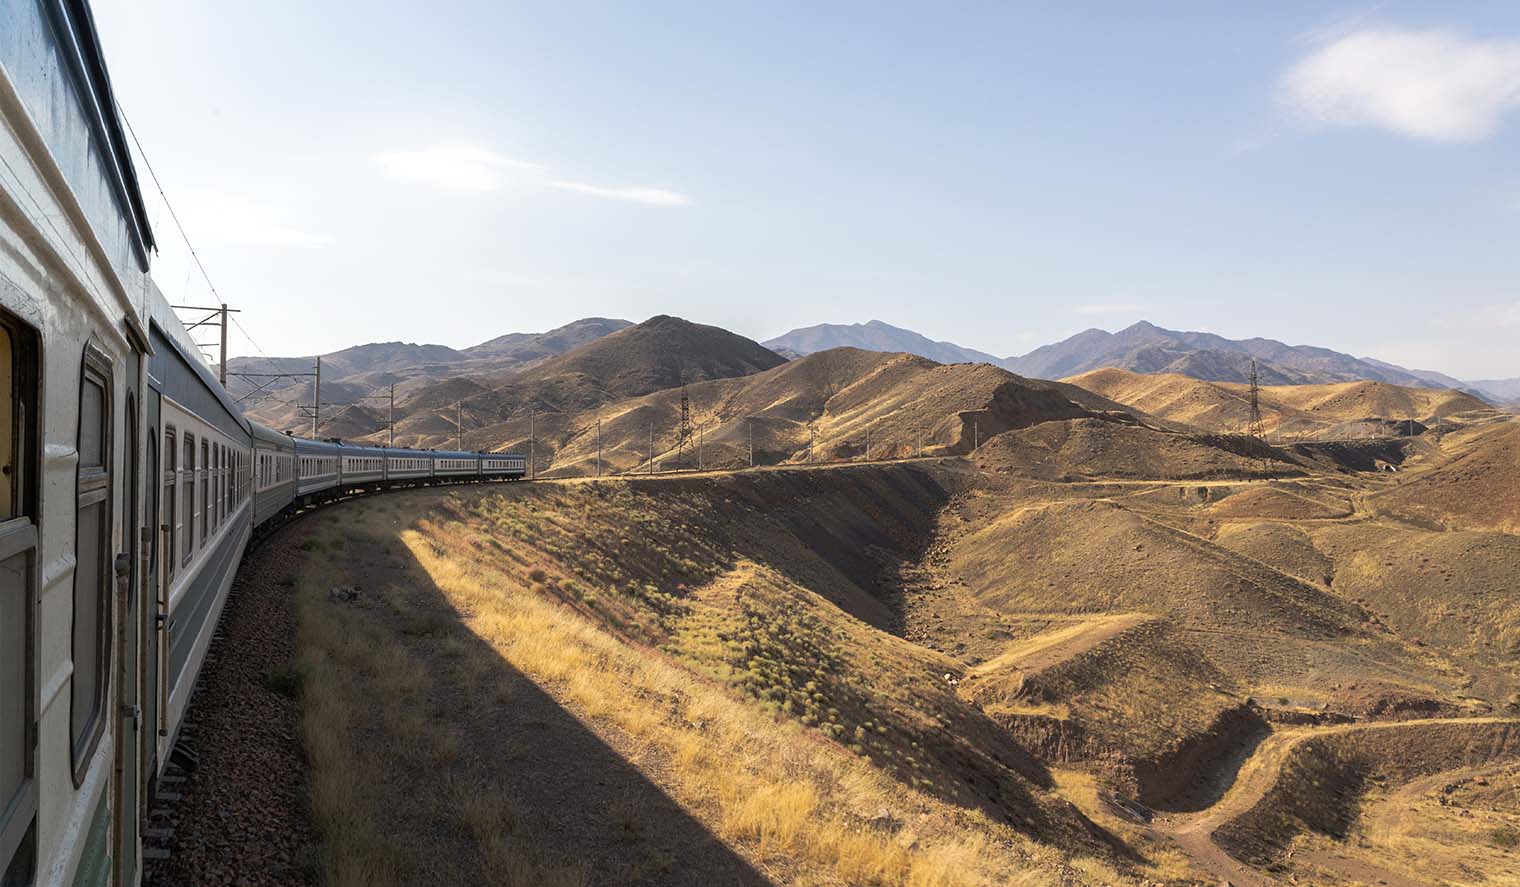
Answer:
top-left (263, 663), bottom-right (306, 699)
top-left (1494, 826), bottom-right (1519, 850)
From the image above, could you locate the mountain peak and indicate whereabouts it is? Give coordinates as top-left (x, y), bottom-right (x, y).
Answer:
top-left (1006, 321), bottom-right (1454, 388)
top-left (763, 320), bottom-right (1000, 366)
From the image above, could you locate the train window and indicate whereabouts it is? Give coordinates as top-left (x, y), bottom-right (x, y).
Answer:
top-left (70, 345), bottom-right (112, 784)
top-left (183, 436), bottom-right (194, 566)
top-left (164, 429), bottom-right (176, 581)
top-left (210, 445), bottom-right (218, 532)
top-left (201, 440), bottom-right (209, 547)
top-left (0, 313), bottom-right (38, 880)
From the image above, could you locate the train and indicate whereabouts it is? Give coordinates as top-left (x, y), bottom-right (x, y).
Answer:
top-left (0, 4), bottom-right (525, 885)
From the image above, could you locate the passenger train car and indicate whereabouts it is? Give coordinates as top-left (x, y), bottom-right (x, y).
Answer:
top-left (0, 5), bottom-right (525, 885)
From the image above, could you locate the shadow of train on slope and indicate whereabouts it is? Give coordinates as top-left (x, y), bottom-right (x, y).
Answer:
top-left (322, 528), bottom-right (775, 887)
top-left (461, 468), bottom-right (1135, 861)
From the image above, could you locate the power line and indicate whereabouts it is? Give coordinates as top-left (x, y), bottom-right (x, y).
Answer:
top-left (229, 314), bottom-right (270, 359)
top-left (118, 104), bottom-right (225, 309)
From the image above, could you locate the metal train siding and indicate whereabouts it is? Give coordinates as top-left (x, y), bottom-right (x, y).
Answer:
top-left (0, 4), bottom-right (526, 884)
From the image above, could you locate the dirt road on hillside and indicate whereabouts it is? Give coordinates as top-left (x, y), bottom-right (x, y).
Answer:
top-left (969, 613), bottom-right (1153, 678)
top-left (1151, 717), bottom-right (1520, 886)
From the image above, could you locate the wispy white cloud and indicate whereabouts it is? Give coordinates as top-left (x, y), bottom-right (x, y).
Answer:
top-left (1074, 302), bottom-right (1142, 315)
top-left (374, 142), bottom-right (543, 193)
top-left (375, 141), bottom-right (690, 206)
top-left (1280, 27), bottom-right (1520, 142)
top-left (180, 190), bottom-right (331, 247)
top-left (544, 179), bottom-right (690, 206)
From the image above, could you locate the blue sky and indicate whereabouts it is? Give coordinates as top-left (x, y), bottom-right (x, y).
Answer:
top-left (92, 1), bottom-right (1520, 378)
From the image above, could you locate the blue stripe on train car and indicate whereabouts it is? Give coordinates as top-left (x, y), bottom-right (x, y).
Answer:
top-left (167, 510), bottom-right (250, 691)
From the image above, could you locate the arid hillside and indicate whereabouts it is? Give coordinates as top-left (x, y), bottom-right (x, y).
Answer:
top-left (155, 399), bottom-right (1516, 887)
top-left (1066, 367), bottom-right (1496, 440)
top-left (379, 348), bottom-right (1150, 475)
top-left (1366, 419), bottom-right (1520, 534)
top-left (170, 313), bottom-right (1520, 886)
top-left (237, 317), bottom-right (632, 435)
top-left (362, 315), bottom-right (788, 447)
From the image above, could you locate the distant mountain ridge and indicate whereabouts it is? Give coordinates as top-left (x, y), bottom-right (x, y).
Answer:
top-left (1002, 320), bottom-right (1450, 389)
top-left (235, 314), bottom-right (1513, 440)
top-left (763, 320), bottom-right (1002, 366)
top-left (1467, 377), bottom-right (1520, 405)
top-left (764, 318), bottom-right (1492, 394)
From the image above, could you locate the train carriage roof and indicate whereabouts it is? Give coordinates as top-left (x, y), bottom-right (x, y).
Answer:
top-left (249, 420), bottom-right (294, 449)
top-left (292, 437), bottom-right (344, 455)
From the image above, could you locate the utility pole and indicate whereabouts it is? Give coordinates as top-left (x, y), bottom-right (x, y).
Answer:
top-left (529, 408), bottom-right (536, 479)
top-left (678, 385), bottom-right (691, 467)
top-left (171, 303), bottom-right (241, 387)
top-left (1247, 359), bottom-right (1265, 442)
top-left (808, 422), bottom-right (815, 464)
top-left (865, 425), bottom-right (870, 462)
top-left (699, 420), bottom-right (705, 471)
top-left (388, 383), bottom-right (395, 448)
top-left (649, 423), bottom-right (655, 474)
top-left (312, 355), bottom-right (321, 438)
top-left (973, 417), bottom-right (979, 451)
top-left (748, 418), bottom-right (754, 468)
top-left (596, 417), bottom-right (602, 477)
top-left (456, 401), bottom-right (463, 450)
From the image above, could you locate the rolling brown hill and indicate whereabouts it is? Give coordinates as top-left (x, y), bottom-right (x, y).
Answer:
top-left (390, 348), bottom-right (1137, 475)
top-left (364, 315), bottom-right (787, 448)
top-left (1365, 419), bottom-right (1520, 534)
top-left (514, 314), bottom-right (785, 400)
top-left (1065, 367), bottom-right (1495, 439)
top-left (236, 350), bottom-right (1520, 885)
top-left (236, 317), bottom-right (632, 435)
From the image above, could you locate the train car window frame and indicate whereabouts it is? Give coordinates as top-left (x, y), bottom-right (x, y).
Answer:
top-left (0, 313), bottom-right (39, 882)
top-left (69, 343), bottom-right (114, 786)
top-left (163, 428), bottom-right (176, 581)
top-left (211, 444), bottom-right (220, 531)
top-left (200, 440), bottom-right (208, 549)
top-left (182, 434), bottom-right (194, 567)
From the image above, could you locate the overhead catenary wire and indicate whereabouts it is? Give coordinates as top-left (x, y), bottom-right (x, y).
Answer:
top-left (122, 102), bottom-right (279, 378)
top-left (118, 104), bottom-right (225, 309)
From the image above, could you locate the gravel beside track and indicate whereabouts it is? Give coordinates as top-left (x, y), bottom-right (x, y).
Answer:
top-left (145, 524), bottom-right (312, 886)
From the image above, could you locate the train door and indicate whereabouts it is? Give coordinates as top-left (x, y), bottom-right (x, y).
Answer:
top-left (0, 313), bottom-right (40, 885)
top-left (113, 358), bottom-right (142, 886)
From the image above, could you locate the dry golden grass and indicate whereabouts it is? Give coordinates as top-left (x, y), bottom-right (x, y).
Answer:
top-left (399, 509), bottom-right (1116, 886)
top-left (1349, 760), bottom-right (1520, 885)
top-left (289, 406), bottom-right (1520, 886)
top-left (293, 517), bottom-right (595, 887)
top-left (289, 488), bottom-right (1133, 887)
